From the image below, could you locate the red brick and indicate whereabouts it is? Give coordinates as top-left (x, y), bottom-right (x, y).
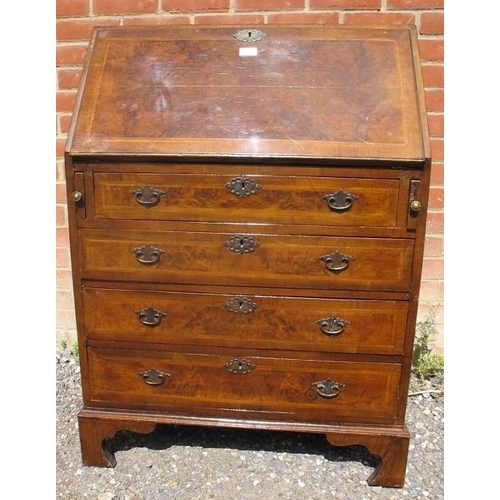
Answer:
top-left (421, 258), bottom-right (444, 280)
top-left (419, 280), bottom-right (444, 303)
top-left (94, 0), bottom-right (158, 15)
top-left (57, 269), bottom-right (74, 289)
top-left (195, 14), bottom-right (265, 24)
top-left (56, 248), bottom-right (71, 269)
top-left (58, 68), bottom-right (82, 90)
top-left (56, 161), bottom-right (65, 181)
top-left (310, 0), bottom-right (380, 8)
top-left (123, 15), bottom-right (191, 26)
top-left (56, 182), bottom-right (68, 203)
top-left (162, 0), bottom-right (230, 12)
top-left (57, 227), bottom-right (70, 247)
top-left (56, 0), bottom-right (89, 18)
top-left (430, 161), bottom-right (443, 184)
top-left (422, 64), bottom-right (443, 88)
top-left (420, 12), bottom-right (444, 35)
top-left (427, 113), bottom-right (443, 137)
top-left (56, 44), bottom-right (89, 66)
top-left (57, 91), bottom-right (77, 113)
top-left (268, 12), bottom-right (339, 24)
top-left (387, 0), bottom-right (443, 9)
top-left (423, 236), bottom-right (443, 258)
top-left (234, 0), bottom-right (304, 11)
top-left (343, 12), bottom-right (415, 25)
top-left (425, 211), bottom-right (443, 233)
top-left (59, 115), bottom-right (73, 135)
top-left (56, 290), bottom-right (74, 310)
top-left (56, 138), bottom-right (67, 158)
top-left (57, 18), bottom-right (120, 42)
top-left (56, 308), bottom-right (77, 330)
top-left (56, 205), bottom-right (67, 227)
top-left (428, 186), bottom-right (443, 210)
top-left (418, 38), bottom-right (444, 61)
top-left (430, 138), bottom-right (443, 161)
top-left (425, 89), bottom-right (443, 112)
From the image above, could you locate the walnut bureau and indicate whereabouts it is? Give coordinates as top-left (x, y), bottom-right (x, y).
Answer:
top-left (65, 25), bottom-right (431, 487)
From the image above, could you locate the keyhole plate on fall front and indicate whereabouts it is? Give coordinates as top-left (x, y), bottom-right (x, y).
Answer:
top-left (233, 29), bottom-right (266, 42)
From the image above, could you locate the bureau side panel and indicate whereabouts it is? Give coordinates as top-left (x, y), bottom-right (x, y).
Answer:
top-left (64, 156), bottom-right (93, 404)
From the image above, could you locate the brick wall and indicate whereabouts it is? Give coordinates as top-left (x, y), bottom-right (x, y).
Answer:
top-left (56, 0), bottom-right (445, 354)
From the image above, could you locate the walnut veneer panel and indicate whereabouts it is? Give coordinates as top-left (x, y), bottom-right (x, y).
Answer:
top-left (67, 25), bottom-right (428, 163)
top-left (87, 347), bottom-right (401, 424)
top-left (93, 172), bottom-right (401, 228)
top-left (80, 229), bottom-right (414, 291)
top-left (83, 287), bottom-right (408, 355)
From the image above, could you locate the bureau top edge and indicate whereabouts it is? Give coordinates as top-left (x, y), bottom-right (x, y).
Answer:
top-left (66, 24), bottom-right (430, 165)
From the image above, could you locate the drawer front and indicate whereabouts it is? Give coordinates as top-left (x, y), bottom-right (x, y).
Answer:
top-left (80, 229), bottom-right (414, 292)
top-left (83, 288), bottom-right (408, 355)
top-left (93, 172), bottom-right (400, 228)
top-left (87, 347), bottom-right (401, 424)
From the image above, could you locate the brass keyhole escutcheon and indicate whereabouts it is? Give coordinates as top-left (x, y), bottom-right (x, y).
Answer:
top-left (233, 29), bottom-right (266, 43)
top-left (224, 359), bottom-right (256, 374)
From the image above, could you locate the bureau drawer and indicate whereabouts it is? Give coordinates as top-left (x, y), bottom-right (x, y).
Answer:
top-left (87, 347), bottom-right (401, 424)
top-left (80, 229), bottom-right (414, 292)
top-left (93, 172), bottom-right (400, 228)
top-left (83, 288), bottom-right (408, 355)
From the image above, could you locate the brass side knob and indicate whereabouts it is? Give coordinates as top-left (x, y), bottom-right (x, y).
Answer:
top-left (72, 191), bottom-right (83, 202)
top-left (410, 200), bottom-right (422, 212)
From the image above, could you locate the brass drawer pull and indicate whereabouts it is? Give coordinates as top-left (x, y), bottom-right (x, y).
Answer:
top-left (224, 235), bottom-right (260, 254)
top-left (132, 244), bottom-right (165, 265)
top-left (139, 368), bottom-right (170, 386)
top-left (312, 378), bottom-right (345, 398)
top-left (322, 190), bottom-right (358, 212)
top-left (135, 307), bottom-right (167, 327)
top-left (316, 316), bottom-right (350, 337)
top-left (131, 186), bottom-right (166, 207)
top-left (224, 359), bottom-right (256, 374)
top-left (225, 296), bottom-right (258, 314)
top-left (320, 251), bottom-right (354, 273)
top-left (225, 177), bottom-right (261, 197)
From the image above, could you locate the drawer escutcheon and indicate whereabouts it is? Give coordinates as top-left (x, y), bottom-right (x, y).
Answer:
top-left (233, 29), bottom-right (266, 43)
top-left (224, 359), bottom-right (256, 374)
top-left (225, 296), bottom-right (258, 313)
top-left (224, 235), bottom-right (260, 254)
top-left (225, 177), bottom-right (261, 197)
